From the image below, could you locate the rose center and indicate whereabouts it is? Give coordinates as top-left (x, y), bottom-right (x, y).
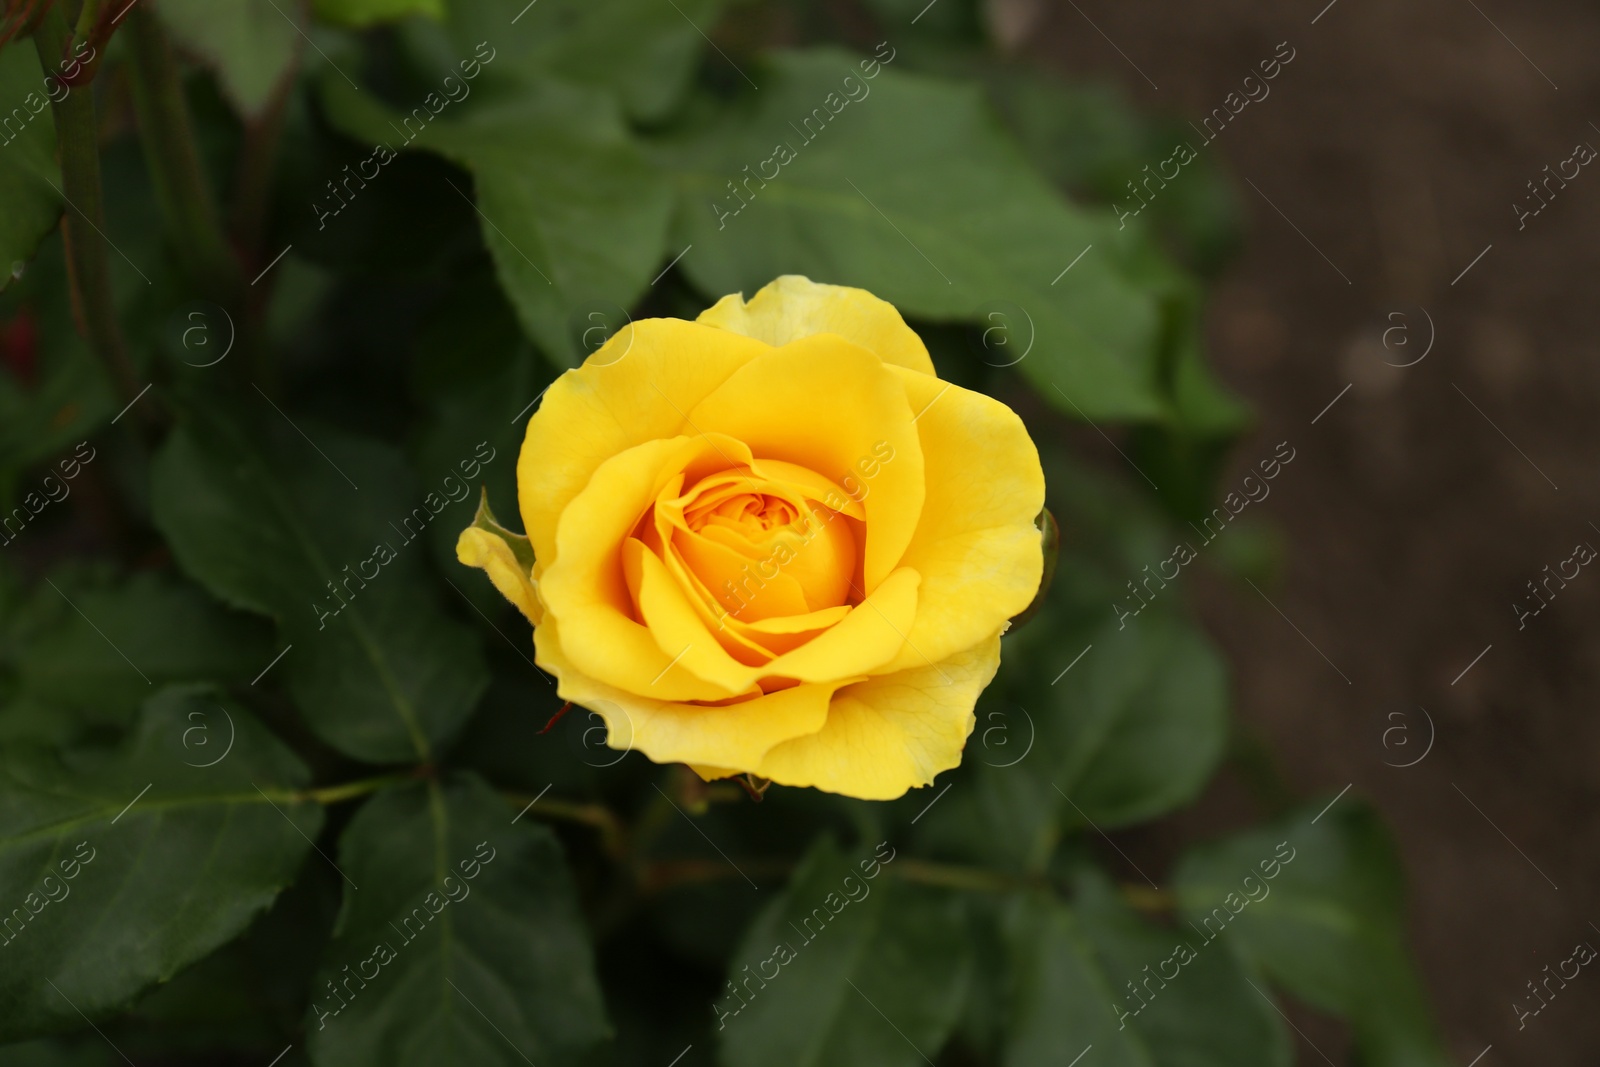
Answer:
top-left (656, 466), bottom-right (862, 622)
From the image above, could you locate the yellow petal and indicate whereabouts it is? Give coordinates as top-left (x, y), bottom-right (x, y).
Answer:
top-left (672, 520), bottom-right (814, 621)
top-left (455, 526), bottom-right (542, 625)
top-left (656, 454), bottom-right (864, 620)
top-left (636, 531), bottom-right (922, 691)
top-left (540, 433), bottom-right (757, 702)
top-left (631, 541), bottom-right (770, 690)
top-left (756, 632), bottom-right (1002, 800)
top-left (645, 484), bottom-right (855, 666)
top-left (534, 614), bottom-right (842, 771)
top-left (687, 763), bottom-right (742, 783)
top-left (688, 333), bottom-right (925, 593)
top-left (698, 275), bottom-right (937, 376)
top-left (756, 566), bottom-right (920, 683)
top-left (658, 518), bottom-right (854, 662)
top-left (745, 457), bottom-right (866, 522)
top-left (517, 318), bottom-right (773, 566)
top-left (880, 366), bottom-right (1045, 672)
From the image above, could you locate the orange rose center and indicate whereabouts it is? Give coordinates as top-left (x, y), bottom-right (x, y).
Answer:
top-left (633, 461), bottom-right (864, 639)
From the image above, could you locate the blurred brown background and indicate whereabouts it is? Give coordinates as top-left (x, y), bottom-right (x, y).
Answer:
top-left (987, 0), bottom-right (1600, 1061)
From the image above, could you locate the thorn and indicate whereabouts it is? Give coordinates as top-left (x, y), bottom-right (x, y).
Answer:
top-left (539, 701), bottom-right (573, 735)
top-left (737, 773), bottom-right (772, 802)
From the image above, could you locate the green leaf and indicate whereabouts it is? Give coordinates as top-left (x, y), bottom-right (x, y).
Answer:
top-left (1119, 241), bottom-right (1251, 433)
top-left (0, 686), bottom-right (322, 1041)
top-left (128, 864), bottom-right (340, 1051)
top-left (439, 676), bottom-right (572, 798)
top-left (1035, 448), bottom-right (1199, 616)
top-left (984, 69), bottom-right (1244, 276)
top-left (321, 78), bottom-right (673, 368)
top-left (948, 889), bottom-right (1009, 1058)
top-left (0, 565), bottom-right (273, 746)
top-left (0, 348), bottom-right (113, 486)
top-left (422, 0), bottom-right (729, 122)
top-left (0, 47), bottom-right (62, 287)
top-left (315, 0), bottom-right (444, 28)
top-left (1173, 802), bottom-right (1451, 1067)
top-left (150, 400), bottom-right (489, 764)
top-left (859, 0), bottom-right (985, 43)
top-left (1049, 612), bottom-right (1230, 828)
top-left (1116, 240), bottom-right (1254, 519)
top-left (0, 230), bottom-right (119, 488)
top-left (909, 442), bottom-right (1232, 870)
top-left (655, 49), bottom-right (1184, 424)
top-left (408, 276), bottom-right (547, 602)
top-left (304, 775), bottom-right (608, 1066)
top-left (1070, 870), bottom-right (1292, 1067)
top-left (915, 610), bottom-right (1228, 871)
top-left (719, 838), bottom-right (970, 1067)
top-left (999, 891), bottom-right (1154, 1067)
top-left (156, 0), bottom-right (300, 116)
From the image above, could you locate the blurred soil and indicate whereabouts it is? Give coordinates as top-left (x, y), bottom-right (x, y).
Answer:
top-left (1018, 0), bottom-right (1600, 1060)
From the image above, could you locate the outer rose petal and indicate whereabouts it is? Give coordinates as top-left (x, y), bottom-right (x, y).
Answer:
top-left (518, 318), bottom-right (772, 565)
top-left (698, 275), bottom-right (937, 376)
top-left (879, 365), bottom-right (1045, 672)
top-left (534, 614), bottom-right (845, 770)
top-left (752, 632), bottom-right (1003, 800)
top-left (455, 526), bottom-right (542, 625)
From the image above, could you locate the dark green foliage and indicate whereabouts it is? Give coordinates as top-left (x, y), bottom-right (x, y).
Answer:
top-left (0, 2), bottom-right (1445, 1065)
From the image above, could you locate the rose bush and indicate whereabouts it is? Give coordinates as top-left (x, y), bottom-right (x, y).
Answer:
top-left (459, 275), bottom-right (1045, 799)
top-left (0, 1), bottom-right (1457, 1060)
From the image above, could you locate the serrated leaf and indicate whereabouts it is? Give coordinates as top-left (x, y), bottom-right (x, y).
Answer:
top-left (1071, 869), bottom-right (1292, 1067)
top-left (128, 864), bottom-right (339, 1051)
top-left (914, 610), bottom-right (1228, 871)
top-left (1173, 802), bottom-right (1451, 1067)
top-left (321, 77), bottom-right (672, 368)
top-left (655, 49), bottom-right (1186, 424)
top-left (156, 0), bottom-right (299, 117)
top-left (719, 838), bottom-right (970, 1067)
top-left (424, 0), bottom-right (729, 122)
top-left (0, 566), bottom-right (272, 746)
top-left (304, 775), bottom-right (608, 1066)
top-left (0, 47), bottom-right (62, 288)
top-left (1051, 612), bottom-right (1229, 827)
top-left (0, 686), bottom-right (321, 1042)
top-left (984, 69), bottom-right (1244, 276)
top-left (150, 399), bottom-right (488, 764)
top-left (999, 891), bottom-right (1155, 1067)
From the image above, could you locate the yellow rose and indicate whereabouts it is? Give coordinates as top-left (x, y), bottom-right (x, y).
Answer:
top-left (458, 276), bottom-right (1045, 800)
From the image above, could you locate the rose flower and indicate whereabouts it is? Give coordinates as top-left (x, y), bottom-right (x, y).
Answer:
top-left (458, 276), bottom-right (1044, 799)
